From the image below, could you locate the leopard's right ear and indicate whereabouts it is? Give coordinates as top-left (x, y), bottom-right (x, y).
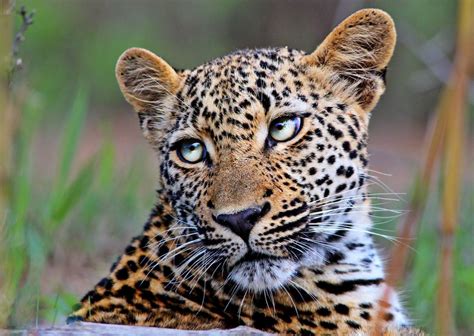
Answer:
top-left (115, 48), bottom-right (183, 113)
top-left (116, 48), bottom-right (184, 147)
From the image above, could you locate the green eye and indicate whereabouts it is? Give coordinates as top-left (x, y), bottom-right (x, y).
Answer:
top-left (269, 116), bottom-right (302, 142)
top-left (177, 139), bottom-right (206, 163)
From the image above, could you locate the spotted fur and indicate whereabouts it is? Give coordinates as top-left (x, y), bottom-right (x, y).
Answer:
top-left (69, 9), bottom-right (422, 335)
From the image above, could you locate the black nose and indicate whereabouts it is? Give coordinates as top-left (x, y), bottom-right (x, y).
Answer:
top-left (214, 206), bottom-right (265, 241)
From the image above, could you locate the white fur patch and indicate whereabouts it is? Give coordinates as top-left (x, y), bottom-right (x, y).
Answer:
top-left (255, 121), bottom-right (268, 149)
top-left (229, 258), bottom-right (298, 293)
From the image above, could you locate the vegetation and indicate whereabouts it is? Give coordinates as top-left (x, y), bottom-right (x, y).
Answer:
top-left (0, 1), bottom-right (472, 334)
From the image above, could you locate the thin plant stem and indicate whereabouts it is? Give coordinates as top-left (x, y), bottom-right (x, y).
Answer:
top-left (437, 0), bottom-right (472, 334)
top-left (0, 0), bottom-right (14, 328)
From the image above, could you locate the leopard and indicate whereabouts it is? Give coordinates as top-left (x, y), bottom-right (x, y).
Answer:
top-left (68, 9), bottom-right (423, 335)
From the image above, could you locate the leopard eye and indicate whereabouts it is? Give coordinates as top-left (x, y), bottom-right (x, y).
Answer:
top-left (269, 116), bottom-right (302, 142)
top-left (177, 139), bottom-right (206, 164)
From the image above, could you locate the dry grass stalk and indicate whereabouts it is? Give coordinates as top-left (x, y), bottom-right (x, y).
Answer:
top-left (0, 1), bottom-right (13, 213)
top-left (370, 49), bottom-right (450, 336)
top-left (437, 0), bottom-right (472, 334)
top-left (0, 1), bottom-right (34, 328)
top-left (371, 0), bottom-right (473, 334)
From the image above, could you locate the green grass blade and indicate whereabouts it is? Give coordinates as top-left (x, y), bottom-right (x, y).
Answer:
top-left (48, 157), bottom-right (96, 232)
top-left (56, 88), bottom-right (88, 189)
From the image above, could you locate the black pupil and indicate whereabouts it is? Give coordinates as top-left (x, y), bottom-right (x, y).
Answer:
top-left (187, 143), bottom-right (199, 151)
top-left (275, 122), bottom-right (285, 130)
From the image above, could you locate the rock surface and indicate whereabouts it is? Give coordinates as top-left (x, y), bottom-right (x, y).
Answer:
top-left (1, 322), bottom-right (274, 336)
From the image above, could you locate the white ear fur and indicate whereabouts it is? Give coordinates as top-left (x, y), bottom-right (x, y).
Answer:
top-left (115, 48), bottom-right (184, 148)
top-left (115, 48), bottom-right (182, 113)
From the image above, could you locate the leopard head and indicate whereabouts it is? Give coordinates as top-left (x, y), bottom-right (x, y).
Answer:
top-left (115, 9), bottom-right (396, 292)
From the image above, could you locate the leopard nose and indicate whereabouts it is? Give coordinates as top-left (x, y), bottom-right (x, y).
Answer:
top-left (214, 206), bottom-right (265, 241)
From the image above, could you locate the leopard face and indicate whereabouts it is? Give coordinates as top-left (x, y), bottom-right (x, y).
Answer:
top-left (155, 48), bottom-right (371, 292)
top-left (115, 9), bottom-right (395, 294)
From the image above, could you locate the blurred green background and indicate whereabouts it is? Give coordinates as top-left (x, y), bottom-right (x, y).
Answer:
top-left (1, 0), bottom-right (473, 334)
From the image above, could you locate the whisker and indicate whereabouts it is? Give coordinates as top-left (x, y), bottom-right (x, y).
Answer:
top-left (167, 248), bottom-right (208, 290)
top-left (237, 288), bottom-right (249, 320)
top-left (307, 225), bottom-right (412, 246)
top-left (309, 194), bottom-right (404, 208)
top-left (313, 221), bottom-right (398, 233)
top-left (189, 253), bottom-right (220, 292)
top-left (147, 232), bottom-right (197, 249)
top-left (224, 282), bottom-right (240, 312)
top-left (281, 285), bottom-right (299, 318)
top-left (288, 280), bottom-right (319, 304)
top-left (367, 168), bottom-right (393, 177)
top-left (362, 173), bottom-right (405, 202)
top-left (174, 248), bottom-right (208, 281)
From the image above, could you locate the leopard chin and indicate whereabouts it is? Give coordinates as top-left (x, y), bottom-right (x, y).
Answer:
top-left (228, 256), bottom-right (299, 292)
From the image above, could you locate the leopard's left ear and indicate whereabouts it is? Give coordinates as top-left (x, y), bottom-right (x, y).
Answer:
top-left (302, 8), bottom-right (396, 113)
